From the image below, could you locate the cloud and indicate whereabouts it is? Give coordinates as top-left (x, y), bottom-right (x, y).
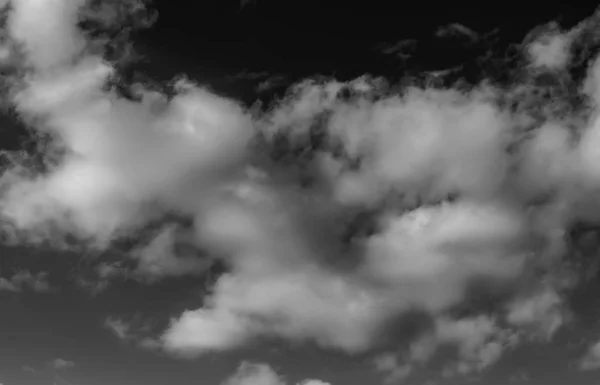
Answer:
top-left (222, 362), bottom-right (331, 385)
top-left (435, 23), bottom-right (479, 43)
top-left (130, 224), bottom-right (213, 282)
top-left (7, 0), bottom-right (87, 70)
top-left (104, 317), bottom-right (132, 340)
top-left (527, 29), bottom-right (572, 70)
top-left (506, 286), bottom-right (569, 340)
top-left (222, 363), bottom-right (285, 385)
top-left (374, 40), bottom-right (417, 59)
top-left (49, 358), bottom-right (75, 370)
top-left (0, 270), bottom-right (52, 293)
top-left (375, 314), bottom-right (520, 382)
top-left (3, 0), bottom-right (600, 380)
top-left (75, 261), bottom-right (130, 295)
top-left (580, 339), bottom-right (600, 370)
top-left (104, 315), bottom-right (159, 351)
top-left (373, 354), bottom-right (413, 383)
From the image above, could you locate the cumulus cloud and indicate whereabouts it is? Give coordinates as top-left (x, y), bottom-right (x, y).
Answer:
top-left (3, 0), bottom-right (600, 380)
top-left (0, 270), bottom-right (52, 293)
top-left (222, 362), bottom-right (330, 385)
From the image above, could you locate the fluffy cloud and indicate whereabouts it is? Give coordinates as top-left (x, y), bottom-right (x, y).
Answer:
top-left (527, 26), bottom-right (572, 70)
top-left (3, 0), bottom-right (600, 380)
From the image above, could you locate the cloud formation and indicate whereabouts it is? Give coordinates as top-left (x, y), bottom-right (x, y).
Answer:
top-left (2, 0), bottom-right (600, 382)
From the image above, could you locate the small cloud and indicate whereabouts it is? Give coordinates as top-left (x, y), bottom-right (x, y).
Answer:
top-left (506, 287), bottom-right (568, 341)
top-left (104, 317), bottom-right (133, 340)
top-left (579, 340), bottom-right (600, 371)
top-left (435, 23), bottom-right (480, 43)
top-left (375, 315), bottom-right (520, 382)
top-left (22, 365), bottom-right (37, 373)
top-left (75, 261), bottom-right (131, 295)
top-left (525, 22), bottom-right (572, 70)
top-left (373, 353), bottom-right (413, 384)
top-left (223, 362), bottom-right (284, 385)
top-left (509, 370), bottom-right (530, 383)
top-left (300, 382), bottom-right (331, 385)
top-left (50, 358), bottom-right (75, 370)
top-left (256, 75), bottom-right (288, 94)
top-left (374, 39), bottom-right (417, 59)
top-left (0, 270), bottom-right (53, 293)
top-left (0, 277), bottom-right (20, 292)
top-left (104, 315), bottom-right (158, 351)
top-left (222, 362), bottom-right (331, 385)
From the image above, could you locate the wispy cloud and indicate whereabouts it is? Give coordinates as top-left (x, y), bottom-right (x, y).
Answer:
top-left (0, 270), bottom-right (52, 293)
top-left (579, 339), bottom-right (600, 371)
top-left (49, 358), bottom-right (75, 370)
top-left (435, 23), bottom-right (480, 43)
top-left (373, 39), bottom-right (417, 59)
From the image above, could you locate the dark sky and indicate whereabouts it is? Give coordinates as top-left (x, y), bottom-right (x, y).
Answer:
top-left (143, 0), bottom-right (594, 70)
top-left (125, 0), bottom-right (600, 105)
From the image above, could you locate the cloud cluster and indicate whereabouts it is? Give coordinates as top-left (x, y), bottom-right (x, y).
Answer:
top-left (3, 0), bottom-right (600, 382)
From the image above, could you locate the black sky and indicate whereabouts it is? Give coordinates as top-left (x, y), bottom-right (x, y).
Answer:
top-left (143, 0), bottom-right (596, 72)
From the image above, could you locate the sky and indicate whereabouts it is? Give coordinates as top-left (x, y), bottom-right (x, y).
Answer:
top-left (5, 1), bottom-right (600, 385)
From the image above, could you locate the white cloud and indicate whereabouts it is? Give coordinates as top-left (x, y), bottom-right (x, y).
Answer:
top-left (7, 0), bottom-right (87, 70)
top-left (0, 270), bottom-right (52, 293)
top-left (222, 362), bottom-right (331, 385)
top-left (1, 0), bottom-right (600, 379)
top-left (527, 30), bottom-right (572, 69)
top-left (222, 363), bottom-right (285, 385)
top-left (162, 94), bottom-right (532, 356)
